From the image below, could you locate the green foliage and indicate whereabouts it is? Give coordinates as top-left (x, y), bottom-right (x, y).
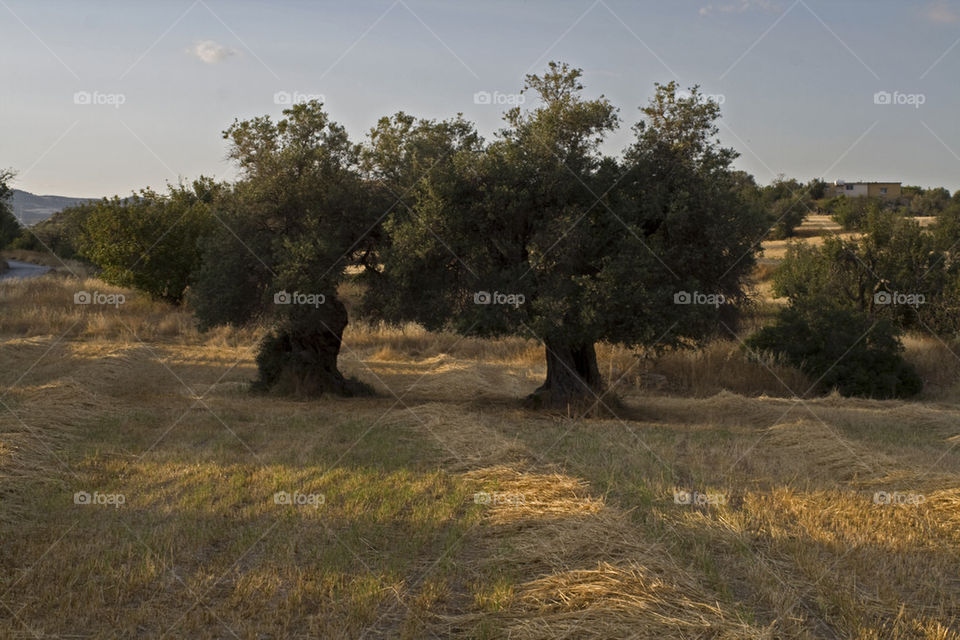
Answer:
top-left (0, 170), bottom-right (21, 249)
top-left (760, 176), bottom-right (812, 239)
top-left (189, 100), bottom-right (380, 395)
top-left (10, 203), bottom-right (93, 258)
top-left (76, 179), bottom-right (218, 303)
top-left (832, 195), bottom-right (883, 230)
top-left (807, 178), bottom-right (827, 200)
top-left (774, 210), bottom-right (960, 335)
top-left (746, 306), bottom-right (921, 399)
top-left (363, 64), bottom-right (765, 405)
top-left (908, 186), bottom-right (951, 217)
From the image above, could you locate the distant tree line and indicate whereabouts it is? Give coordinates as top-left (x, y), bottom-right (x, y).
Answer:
top-left (6, 63), bottom-right (960, 403)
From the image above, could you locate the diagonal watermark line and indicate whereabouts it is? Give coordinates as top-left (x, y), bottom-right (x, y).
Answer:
top-left (920, 35), bottom-right (960, 79)
top-left (0, 522), bottom-right (77, 600)
top-left (0, 319), bottom-right (81, 404)
top-left (137, 350), bottom-right (253, 459)
top-left (921, 120), bottom-right (960, 163)
top-left (199, 0), bottom-right (280, 80)
top-left (0, 521), bottom-right (82, 639)
top-left (0, 599), bottom-right (42, 640)
top-left (357, 519), bottom-right (480, 639)
top-left (525, 129), bottom-right (680, 280)
top-left (398, 0), bottom-right (479, 79)
top-left (318, 0), bottom-right (401, 81)
top-left (525, 0), bottom-right (602, 75)
top-left (119, 521), bottom-right (241, 640)
top-left (517, 320), bottom-right (677, 476)
top-left (116, 319), bottom-right (267, 466)
top-left (0, 322), bottom-right (85, 483)
top-left (392, 197), bottom-right (479, 279)
top-left (515, 164), bottom-right (633, 283)
top-left (908, 316), bottom-right (960, 484)
top-left (159, 519), bottom-right (281, 639)
top-left (314, 318), bottom-right (475, 467)
top-left (820, 120), bottom-right (879, 179)
top-left (119, 119), bottom-right (180, 177)
top-left (799, 0), bottom-right (879, 80)
top-left (598, 0), bottom-right (680, 79)
top-left (120, 0), bottom-right (201, 80)
top-left (719, 319), bottom-right (879, 479)
top-left (319, 148), bottom-right (457, 282)
top-left (17, 120), bottom-right (81, 182)
top-left (0, 0), bottom-right (80, 80)
top-left (120, 116), bottom-right (279, 279)
top-left (720, 0), bottom-right (800, 80)
top-left (717, 117), bottom-right (883, 284)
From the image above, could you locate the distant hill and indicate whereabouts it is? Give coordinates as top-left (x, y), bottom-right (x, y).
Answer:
top-left (11, 189), bottom-right (96, 226)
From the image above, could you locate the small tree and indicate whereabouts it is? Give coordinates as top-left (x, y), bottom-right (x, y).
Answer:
top-left (365, 64), bottom-right (764, 410)
top-left (190, 101), bottom-right (381, 396)
top-left (833, 195), bottom-right (882, 230)
top-left (0, 170), bottom-right (21, 249)
top-left (774, 210), bottom-right (954, 334)
top-left (77, 180), bottom-right (218, 303)
top-left (746, 306), bottom-right (922, 399)
top-left (762, 176), bottom-right (812, 239)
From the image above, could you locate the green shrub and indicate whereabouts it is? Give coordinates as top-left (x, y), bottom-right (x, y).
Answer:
top-left (745, 306), bottom-right (922, 399)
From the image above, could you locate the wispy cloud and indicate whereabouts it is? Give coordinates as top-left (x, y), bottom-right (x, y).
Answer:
top-left (186, 40), bottom-right (239, 64)
top-left (699, 0), bottom-right (780, 17)
top-left (925, 1), bottom-right (959, 23)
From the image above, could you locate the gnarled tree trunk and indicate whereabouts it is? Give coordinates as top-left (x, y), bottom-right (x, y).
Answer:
top-left (254, 297), bottom-right (371, 397)
top-left (527, 339), bottom-right (605, 412)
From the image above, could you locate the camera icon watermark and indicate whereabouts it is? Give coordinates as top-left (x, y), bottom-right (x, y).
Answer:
top-left (673, 290), bottom-right (727, 308)
top-left (274, 490), bottom-right (325, 508)
top-left (873, 491), bottom-right (925, 505)
top-left (473, 90), bottom-right (525, 106)
top-left (673, 490), bottom-right (727, 506)
top-left (873, 90), bottom-right (925, 109)
top-left (473, 290), bottom-right (525, 308)
top-left (273, 290), bottom-right (325, 308)
top-left (74, 490), bottom-right (126, 508)
top-left (473, 491), bottom-right (525, 506)
top-left (74, 290), bottom-right (125, 308)
top-left (874, 291), bottom-right (925, 306)
top-left (273, 90), bottom-right (325, 105)
top-left (73, 90), bottom-right (126, 109)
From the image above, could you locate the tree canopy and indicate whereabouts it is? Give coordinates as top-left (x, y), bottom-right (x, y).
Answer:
top-left (363, 64), bottom-right (765, 410)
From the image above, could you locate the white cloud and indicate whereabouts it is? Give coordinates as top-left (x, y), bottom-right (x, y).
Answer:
top-left (925, 1), bottom-right (959, 23)
top-left (186, 40), bottom-right (239, 64)
top-left (699, 0), bottom-right (779, 16)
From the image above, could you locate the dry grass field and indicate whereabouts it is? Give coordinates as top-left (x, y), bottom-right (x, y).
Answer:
top-left (3, 229), bottom-right (960, 638)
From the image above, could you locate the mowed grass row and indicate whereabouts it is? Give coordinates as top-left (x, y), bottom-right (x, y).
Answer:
top-left (3, 273), bottom-right (960, 638)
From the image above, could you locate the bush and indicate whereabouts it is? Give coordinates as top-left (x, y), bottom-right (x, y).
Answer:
top-left (0, 169), bottom-right (20, 249)
top-left (11, 203), bottom-right (94, 258)
top-left (77, 180), bottom-right (218, 303)
top-left (832, 196), bottom-right (882, 230)
top-left (773, 210), bottom-right (960, 336)
top-left (745, 306), bottom-right (922, 399)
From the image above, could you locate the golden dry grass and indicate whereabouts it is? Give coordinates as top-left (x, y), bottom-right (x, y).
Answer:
top-left (3, 256), bottom-right (960, 638)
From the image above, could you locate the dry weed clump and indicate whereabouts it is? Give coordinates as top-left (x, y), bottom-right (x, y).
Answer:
top-left (438, 465), bottom-right (768, 639)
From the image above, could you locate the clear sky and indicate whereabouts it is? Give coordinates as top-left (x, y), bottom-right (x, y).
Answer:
top-left (2, 0), bottom-right (959, 198)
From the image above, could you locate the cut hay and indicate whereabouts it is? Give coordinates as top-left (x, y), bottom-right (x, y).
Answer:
top-left (757, 419), bottom-right (888, 485)
top-left (380, 404), bottom-right (532, 471)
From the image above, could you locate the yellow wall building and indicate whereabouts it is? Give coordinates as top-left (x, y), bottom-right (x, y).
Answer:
top-left (824, 181), bottom-right (901, 200)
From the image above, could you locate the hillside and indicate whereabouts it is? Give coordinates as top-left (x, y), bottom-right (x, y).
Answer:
top-left (10, 189), bottom-right (95, 226)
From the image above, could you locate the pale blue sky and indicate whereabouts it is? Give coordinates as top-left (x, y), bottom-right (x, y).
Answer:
top-left (2, 0), bottom-right (959, 197)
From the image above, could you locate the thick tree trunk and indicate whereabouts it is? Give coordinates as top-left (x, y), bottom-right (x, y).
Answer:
top-left (527, 339), bottom-right (606, 412)
top-left (255, 297), bottom-right (371, 397)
